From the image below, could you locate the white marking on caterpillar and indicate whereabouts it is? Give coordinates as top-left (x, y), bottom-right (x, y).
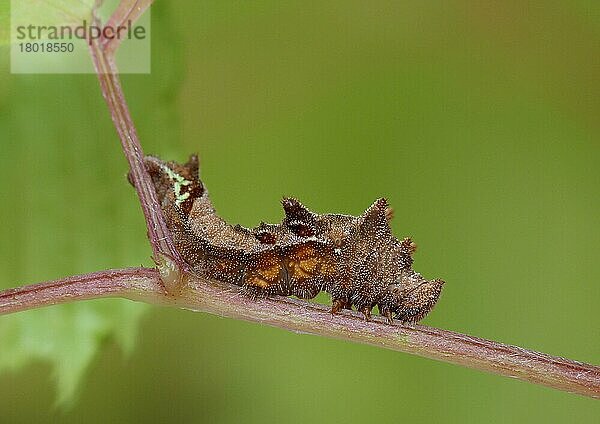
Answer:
top-left (159, 164), bottom-right (192, 206)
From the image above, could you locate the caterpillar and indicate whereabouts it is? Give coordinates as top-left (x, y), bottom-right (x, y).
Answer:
top-left (139, 154), bottom-right (445, 324)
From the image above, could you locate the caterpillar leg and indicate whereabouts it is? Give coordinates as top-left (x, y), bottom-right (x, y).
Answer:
top-left (381, 309), bottom-right (394, 324)
top-left (359, 306), bottom-right (373, 321)
top-left (240, 284), bottom-right (268, 300)
top-left (330, 298), bottom-right (351, 315)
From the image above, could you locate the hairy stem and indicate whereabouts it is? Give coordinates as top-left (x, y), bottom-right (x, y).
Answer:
top-left (0, 268), bottom-right (162, 315)
top-left (102, 0), bottom-right (153, 55)
top-left (87, 13), bottom-right (186, 279)
top-left (1, 271), bottom-right (598, 399)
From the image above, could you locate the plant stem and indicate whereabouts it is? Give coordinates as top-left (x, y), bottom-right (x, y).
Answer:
top-left (88, 19), bottom-right (186, 277)
top-left (102, 0), bottom-right (153, 55)
top-left (0, 268), bottom-right (162, 315)
top-left (0, 271), bottom-right (598, 399)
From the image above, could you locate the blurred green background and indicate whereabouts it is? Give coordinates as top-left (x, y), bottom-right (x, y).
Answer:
top-left (0, 1), bottom-right (599, 422)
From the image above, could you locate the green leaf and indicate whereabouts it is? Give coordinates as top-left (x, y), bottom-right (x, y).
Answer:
top-left (0, 65), bottom-right (150, 404)
top-left (0, 1), bottom-right (182, 405)
top-left (2, 0), bottom-right (94, 46)
top-left (14, 0), bottom-right (95, 27)
top-left (0, 302), bottom-right (146, 406)
top-left (0, 3), bottom-right (8, 45)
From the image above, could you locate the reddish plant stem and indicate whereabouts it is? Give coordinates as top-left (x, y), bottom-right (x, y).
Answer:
top-left (0, 268), bottom-right (162, 315)
top-left (102, 0), bottom-right (153, 55)
top-left (0, 272), bottom-right (598, 399)
top-left (88, 29), bottom-right (186, 275)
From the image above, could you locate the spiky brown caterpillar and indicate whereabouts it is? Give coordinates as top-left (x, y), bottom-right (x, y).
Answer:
top-left (139, 154), bottom-right (445, 324)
